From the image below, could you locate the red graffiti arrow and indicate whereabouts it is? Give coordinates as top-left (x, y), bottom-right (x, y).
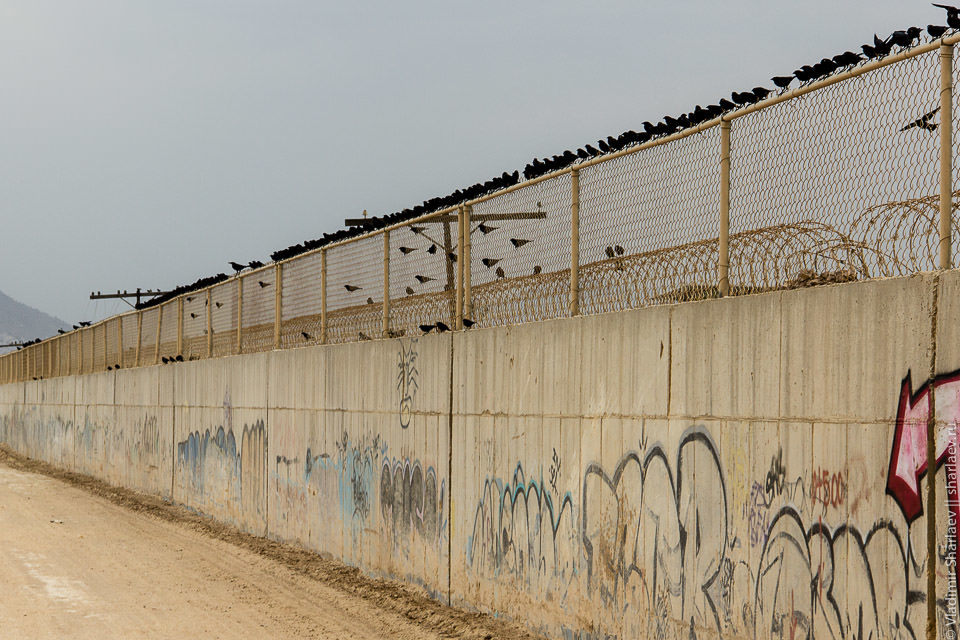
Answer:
top-left (887, 371), bottom-right (960, 522)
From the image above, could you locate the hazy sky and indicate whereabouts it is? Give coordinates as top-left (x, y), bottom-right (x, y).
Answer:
top-left (0, 0), bottom-right (942, 326)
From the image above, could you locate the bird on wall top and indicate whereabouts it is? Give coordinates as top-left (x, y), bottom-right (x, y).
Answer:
top-left (229, 261), bottom-right (246, 273)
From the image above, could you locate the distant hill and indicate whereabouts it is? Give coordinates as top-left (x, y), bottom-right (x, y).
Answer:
top-left (0, 289), bottom-right (69, 353)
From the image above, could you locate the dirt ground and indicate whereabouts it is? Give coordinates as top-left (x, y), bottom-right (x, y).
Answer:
top-left (0, 447), bottom-right (541, 639)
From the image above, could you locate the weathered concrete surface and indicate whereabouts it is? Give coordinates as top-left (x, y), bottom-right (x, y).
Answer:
top-left (2, 271), bottom-right (960, 639)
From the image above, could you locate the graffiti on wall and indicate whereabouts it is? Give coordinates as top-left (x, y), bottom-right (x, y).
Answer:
top-left (397, 339), bottom-right (419, 429)
top-left (468, 394), bottom-right (960, 640)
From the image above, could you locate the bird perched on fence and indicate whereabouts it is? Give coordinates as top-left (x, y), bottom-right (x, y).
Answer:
top-left (462, 319), bottom-right (476, 328)
top-left (435, 322), bottom-right (450, 333)
top-left (934, 4), bottom-right (960, 29)
top-left (79, 321), bottom-right (91, 327)
top-left (248, 260), bottom-right (264, 269)
top-left (495, 267), bottom-right (505, 279)
top-left (57, 329), bottom-right (66, 334)
top-left (605, 246), bottom-right (616, 258)
top-left (772, 75), bottom-right (794, 89)
top-left (215, 302), bottom-right (223, 308)
top-left (344, 284), bottom-right (362, 292)
top-left (614, 245), bottom-right (625, 255)
top-left (229, 261), bottom-right (246, 273)
top-left (409, 225), bottom-right (425, 234)
top-left (405, 286), bottom-right (415, 295)
top-left (258, 280), bottom-right (270, 288)
top-left (889, 27), bottom-right (922, 48)
top-left (415, 275), bottom-right (435, 283)
top-left (510, 238), bottom-right (530, 248)
top-left (161, 356), bottom-right (169, 364)
top-left (398, 246), bottom-right (415, 255)
top-left (929, 24), bottom-right (950, 38)
top-left (533, 265), bottom-right (542, 275)
top-left (366, 297), bottom-right (374, 304)
top-left (901, 107), bottom-right (940, 131)
top-left (419, 324), bottom-right (435, 334)
top-left (358, 331), bottom-right (372, 341)
top-left (481, 258), bottom-right (500, 268)
top-left (301, 331), bottom-right (312, 340)
top-left (426, 244), bottom-right (437, 254)
top-left (190, 312), bottom-right (198, 319)
top-left (477, 223), bottom-right (497, 234)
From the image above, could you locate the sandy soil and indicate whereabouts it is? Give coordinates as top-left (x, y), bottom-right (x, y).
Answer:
top-left (0, 447), bottom-right (540, 640)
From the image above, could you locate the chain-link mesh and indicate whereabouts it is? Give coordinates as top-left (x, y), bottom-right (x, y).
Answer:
top-left (182, 293), bottom-right (208, 361)
top-left (139, 307), bottom-right (159, 365)
top-left (469, 174), bottom-right (573, 327)
top-left (158, 301), bottom-right (179, 360)
top-left (389, 213), bottom-right (458, 336)
top-left (326, 234), bottom-right (383, 344)
top-left (2, 43), bottom-right (960, 382)
top-left (241, 270), bottom-right (276, 353)
top-left (104, 318), bottom-right (119, 369)
top-left (580, 128), bottom-right (721, 311)
top-left (280, 250), bottom-right (324, 348)
top-left (211, 280), bottom-right (238, 357)
top-left (729, 50), bottom-right (941, 291)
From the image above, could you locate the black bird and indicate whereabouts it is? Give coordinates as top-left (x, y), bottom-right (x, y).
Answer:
top-left (772, 76), bottom-right (794, 89)
top-left (107, 366), bottom-right (113, 371)
top-left (794, 65), bottom-right (816, 82)
top-left (73, 325), bottom-right (79, 330)
top-left (185, 296), bottom-right (194, 302)
top-left (577, 148), bottom-right (589, 159)
top-left (832, 51), bottom-right (862, 67)
top-left (58, 329), bottom-right (66, 334)
top-left (605, 246), bottom-right (615, 258)
top-left (399, 246), bottom-right (416, 254)
top-left (358, 331), bottom-right (371, 341)
top-left (752, 87), bottom-right (771, 100)
top-left (79, 321), bottom-right (91, 327)
top-left (901, 107), bottom-right (940, 131)
top-left (812, 59), bottom-right (838, 77)
top-left (190, 312), bottom-right (198, 319)
top-left (366, 297), bottom-right (374, 305)
top-left (301, 331), bottom-right (311, 340)
top-left (462, 318), bottom-right (476, 328)
top-left (406, 286), bottom-right (415, 295)
top-left (934, 4), bottom-right (960, 28)
top-left (614, 245), bottom-right (625, 256)
top-left (448, 252), bottom-right (458, 262)
top-left (345, 284), bottom-right (362, 292)
top-left (532, 265), bottom-right (542, 275)
top-left (409, 225), bottom-right (425, 234)
top-left (731, 92), bottom-right (751, 106)
top-left (248, 260), bottom-right (264, 269)
top-left (481, 258), bottom-right (500, 268)
top-left (495, 267), bottom-right (505, 279)
top-left (115, 364), bottom-right (121, 369)
top-left (585, 144), bottom-right (600, 156)
top-left (477, 223), bottom-right (498, 234)
top-left (161, 356), bottom-right (169, 364)
top-left (258, 280), bottom-right (270, 288)
top-left (415, 275), bottom-right (435, 283)
top-left (510, 238), bottom-right (530, 248)
top-left (597, 139), bottom-right (610, 153)
top-left (929, 24), bottom-right (949, 38)
top-left (229, 261), bottom-right (246, 273)
top-left (420, 324), bottom-right (435, 334)
top-left (426, 244), bottom-right (437, 254)
top-left (215, 302), bottom-right (223, 308)
top-left (889, 28), bottom-right (920, 48)
top-left (435, 321), bottom-right (450, 333)
top-left (175, 355), bottom-right (184, 362)
top-left (719, 98), bottom-right (736, 110)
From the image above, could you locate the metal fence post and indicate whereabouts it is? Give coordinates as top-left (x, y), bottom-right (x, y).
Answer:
top-left (320, 249), bottom-right (328, 344)
top-left (719, 118), bottom-right (731, 296)
top-left (464, 204), bottom-right (473, 321)
top-left (117, 317), bottom-right (123, 368)
top-left (570, 168), bottom-right (580, 316)
top-left (176, 298), bottom-right (183, 357)
top-left (154, 307), bottom-right (162, 365)
top-left (383, 231), bottom-right (391, 337)
top-left (206, 289), bottom-right (213, 358)
top-left (456, 208), bottom-right (465, 329)
top-left (941, 43), bottom-right (954, 270)
top-left (101, 324), bottom-right (108, 371)
top-left (236, 276), bottom-right (244, 355)
top-left (135, 311), bottom-right (142, 367)
top-left (275, 264), bottom-right (283, 350)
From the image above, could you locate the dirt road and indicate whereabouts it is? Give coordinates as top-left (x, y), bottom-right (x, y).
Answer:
top-left (0, 450), bottom-right (536, 639)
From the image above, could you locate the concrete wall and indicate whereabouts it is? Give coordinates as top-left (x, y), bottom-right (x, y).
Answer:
top-left (1, 271), bottom-right (957, 639)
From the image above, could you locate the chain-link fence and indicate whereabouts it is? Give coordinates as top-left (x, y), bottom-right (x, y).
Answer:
top-left (3, 37), bottom-right (959, 383)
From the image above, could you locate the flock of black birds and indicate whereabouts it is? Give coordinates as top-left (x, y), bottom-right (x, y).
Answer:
top-left (23, 7), bottom-right (960, 352)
